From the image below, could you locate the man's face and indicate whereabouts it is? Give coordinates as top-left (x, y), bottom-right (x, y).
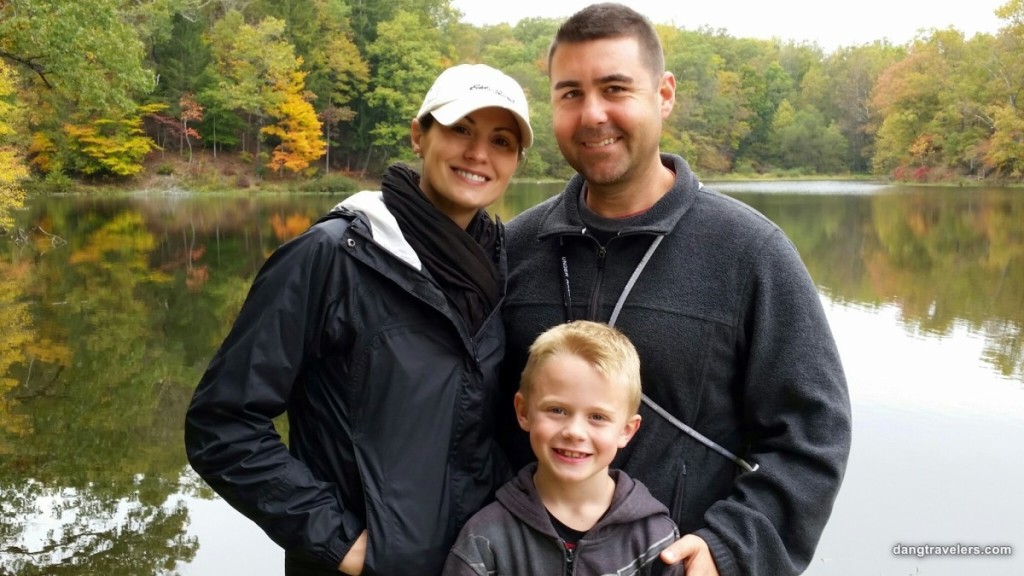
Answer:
top-left (549, 36), bottom-right (675, 196)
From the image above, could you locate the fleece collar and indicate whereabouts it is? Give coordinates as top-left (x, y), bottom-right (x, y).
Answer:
top-left (536, 154), bottom-right (703, 240)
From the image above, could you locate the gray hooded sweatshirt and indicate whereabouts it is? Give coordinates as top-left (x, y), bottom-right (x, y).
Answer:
top-left (443, 464), bottom-right (684, 576)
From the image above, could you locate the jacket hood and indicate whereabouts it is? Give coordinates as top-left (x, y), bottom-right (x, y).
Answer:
top-left (496, 463), bottom-right (671, 540)
top-left (535, 154), bottom-right (703, 240)
top-left (335, 191), bottom-right (422, 270)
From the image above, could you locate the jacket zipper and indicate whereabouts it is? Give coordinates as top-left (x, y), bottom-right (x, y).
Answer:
top-left (562, 541), bottom-right (576, 576)
top-left (588, 245), bottom-right (607, 320)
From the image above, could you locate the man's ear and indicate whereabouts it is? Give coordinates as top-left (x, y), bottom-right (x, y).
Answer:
top-left (658, 72), bottom-right (676, 119)
top-left (514, 392), bottom-right (531, 432)
top-left (618, 414), bottom-right (642, 448)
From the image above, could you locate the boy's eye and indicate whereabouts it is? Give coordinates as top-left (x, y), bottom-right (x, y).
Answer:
top-left (548, 407), bottom-right (566, 415)
top-left (590, 413), bottom-right (608, 422)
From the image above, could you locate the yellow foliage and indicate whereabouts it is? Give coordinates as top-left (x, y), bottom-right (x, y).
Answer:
top-left (0, 146), bottom-right (27, 230)
top-left (0, 61), bottom-right (27, 230)
top-left (270, 212), bottom-right (312, 241)
top-left (261, 70), bottom-right (326, 173)
top-left (0, 260), bottom-right (34, 438)
top-left (27, 131), bottom-right (57, 173)
top-left (63, 112), bottom-right (161, 177)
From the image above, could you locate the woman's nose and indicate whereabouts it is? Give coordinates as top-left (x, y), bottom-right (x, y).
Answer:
top-left (464, 136), bottom-right (488, 161)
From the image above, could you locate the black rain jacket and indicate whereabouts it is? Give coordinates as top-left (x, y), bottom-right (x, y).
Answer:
top-left (185, 191), bottom-right (512, 575)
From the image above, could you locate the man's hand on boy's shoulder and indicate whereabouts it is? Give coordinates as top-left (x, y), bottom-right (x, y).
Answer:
top-left (660, 534), bottom-right (719, 576)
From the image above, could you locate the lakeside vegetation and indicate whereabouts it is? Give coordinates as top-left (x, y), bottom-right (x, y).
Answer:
top-left (2, 0), bottom-right (1024, 227)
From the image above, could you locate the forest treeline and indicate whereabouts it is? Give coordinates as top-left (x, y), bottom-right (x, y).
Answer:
top-left (1, 0), bottom-right (1024, 225)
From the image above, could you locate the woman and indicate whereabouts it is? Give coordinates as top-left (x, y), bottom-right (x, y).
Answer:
top-left (184, 64), bottom-right (532, 575)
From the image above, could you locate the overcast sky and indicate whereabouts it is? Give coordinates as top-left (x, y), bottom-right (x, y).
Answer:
top-left (451, 0), bottom-right (1008, 52)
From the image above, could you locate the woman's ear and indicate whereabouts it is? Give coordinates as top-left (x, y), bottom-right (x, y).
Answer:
top-left (410, 118), bottom-right (423, 157)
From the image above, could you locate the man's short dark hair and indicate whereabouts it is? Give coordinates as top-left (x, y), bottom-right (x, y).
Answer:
top-left (547, 2), bottom-right (665, 82)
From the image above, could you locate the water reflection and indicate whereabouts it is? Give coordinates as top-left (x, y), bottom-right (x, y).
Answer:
top-left (730, 185), bottom-right (1024, 384)
top-left (1, 183), bottom-right (1021, 574)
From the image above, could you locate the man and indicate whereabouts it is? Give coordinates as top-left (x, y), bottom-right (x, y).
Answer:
top-left (501, 3), bottom-right (852, 576)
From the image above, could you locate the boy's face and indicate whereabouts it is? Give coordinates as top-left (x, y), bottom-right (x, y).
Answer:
top-left (515, 352), bottom-right (641, 489)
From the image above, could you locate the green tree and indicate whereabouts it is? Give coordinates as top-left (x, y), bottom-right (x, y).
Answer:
top-left (366, 10), bottom-right (446, 162)
top-left (771, 100), bottom-right (849, 173)
top-left (0, 0), bottom-right (154, 115)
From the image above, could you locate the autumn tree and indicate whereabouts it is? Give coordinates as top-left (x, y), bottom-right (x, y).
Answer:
top-left (63, 104), bottom-right (164, 177)
top-left (0, 60), bottom-right (27, 231)
top-left (179, 93), bottom-right (203, 164)
top-left (203, 11), bottom-right (303, 166)
top-left (261, 68), bottom-right (326, 174)
top-left (800, 42), bottom-right (905, 172)
top-left (979, 0), bottom-right (1024, 176)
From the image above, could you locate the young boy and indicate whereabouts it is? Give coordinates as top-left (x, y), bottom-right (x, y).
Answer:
top-left (443, 321), bottom-right (684, 576)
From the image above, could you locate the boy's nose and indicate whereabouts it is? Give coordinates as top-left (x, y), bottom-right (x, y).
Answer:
top-left (561, 417), bottom-right (586, 440)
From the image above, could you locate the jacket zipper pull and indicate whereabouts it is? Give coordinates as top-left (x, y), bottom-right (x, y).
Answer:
top-left (563, 542), bottom-right (576, 576)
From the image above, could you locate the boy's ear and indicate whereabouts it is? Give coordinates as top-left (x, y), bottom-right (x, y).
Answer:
top-left (617, 414), bottom-right (642, 448)
top-left (514, 392), bottom-right (531, 431)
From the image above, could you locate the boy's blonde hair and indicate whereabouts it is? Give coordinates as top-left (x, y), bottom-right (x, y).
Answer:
top-left (520, 320), bottom-right (642, 414)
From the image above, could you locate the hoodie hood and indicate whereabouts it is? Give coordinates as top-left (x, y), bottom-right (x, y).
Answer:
top-left (495, 463), bottom-right (672, 541)
top-left (336, 191), bottom-right (422, 270)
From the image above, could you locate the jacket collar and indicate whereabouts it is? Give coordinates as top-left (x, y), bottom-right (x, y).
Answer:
top-left (536, 154), bottom-right (703, 240)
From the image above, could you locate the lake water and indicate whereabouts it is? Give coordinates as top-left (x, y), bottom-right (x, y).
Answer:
top-left (1, 181), bottom-right (1021, 575)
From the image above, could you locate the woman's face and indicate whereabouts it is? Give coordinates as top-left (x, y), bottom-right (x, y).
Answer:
top-left (411, 107), bottom-right (522, 229)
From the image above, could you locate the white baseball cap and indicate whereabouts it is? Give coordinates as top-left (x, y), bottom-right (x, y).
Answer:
top-left (416, 64), bottom-right (533, 149)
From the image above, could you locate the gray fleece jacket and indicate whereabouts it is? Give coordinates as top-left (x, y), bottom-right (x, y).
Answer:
top-left (500, 154), bottom-right (852, 576)
top-left (443, 464), bottom-right (684, 576)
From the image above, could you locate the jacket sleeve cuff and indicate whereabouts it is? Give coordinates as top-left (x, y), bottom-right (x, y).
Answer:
top-left (323, 512), bottom-right (365, 567)
top-left (694, 527), bottom-right (738, 576)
